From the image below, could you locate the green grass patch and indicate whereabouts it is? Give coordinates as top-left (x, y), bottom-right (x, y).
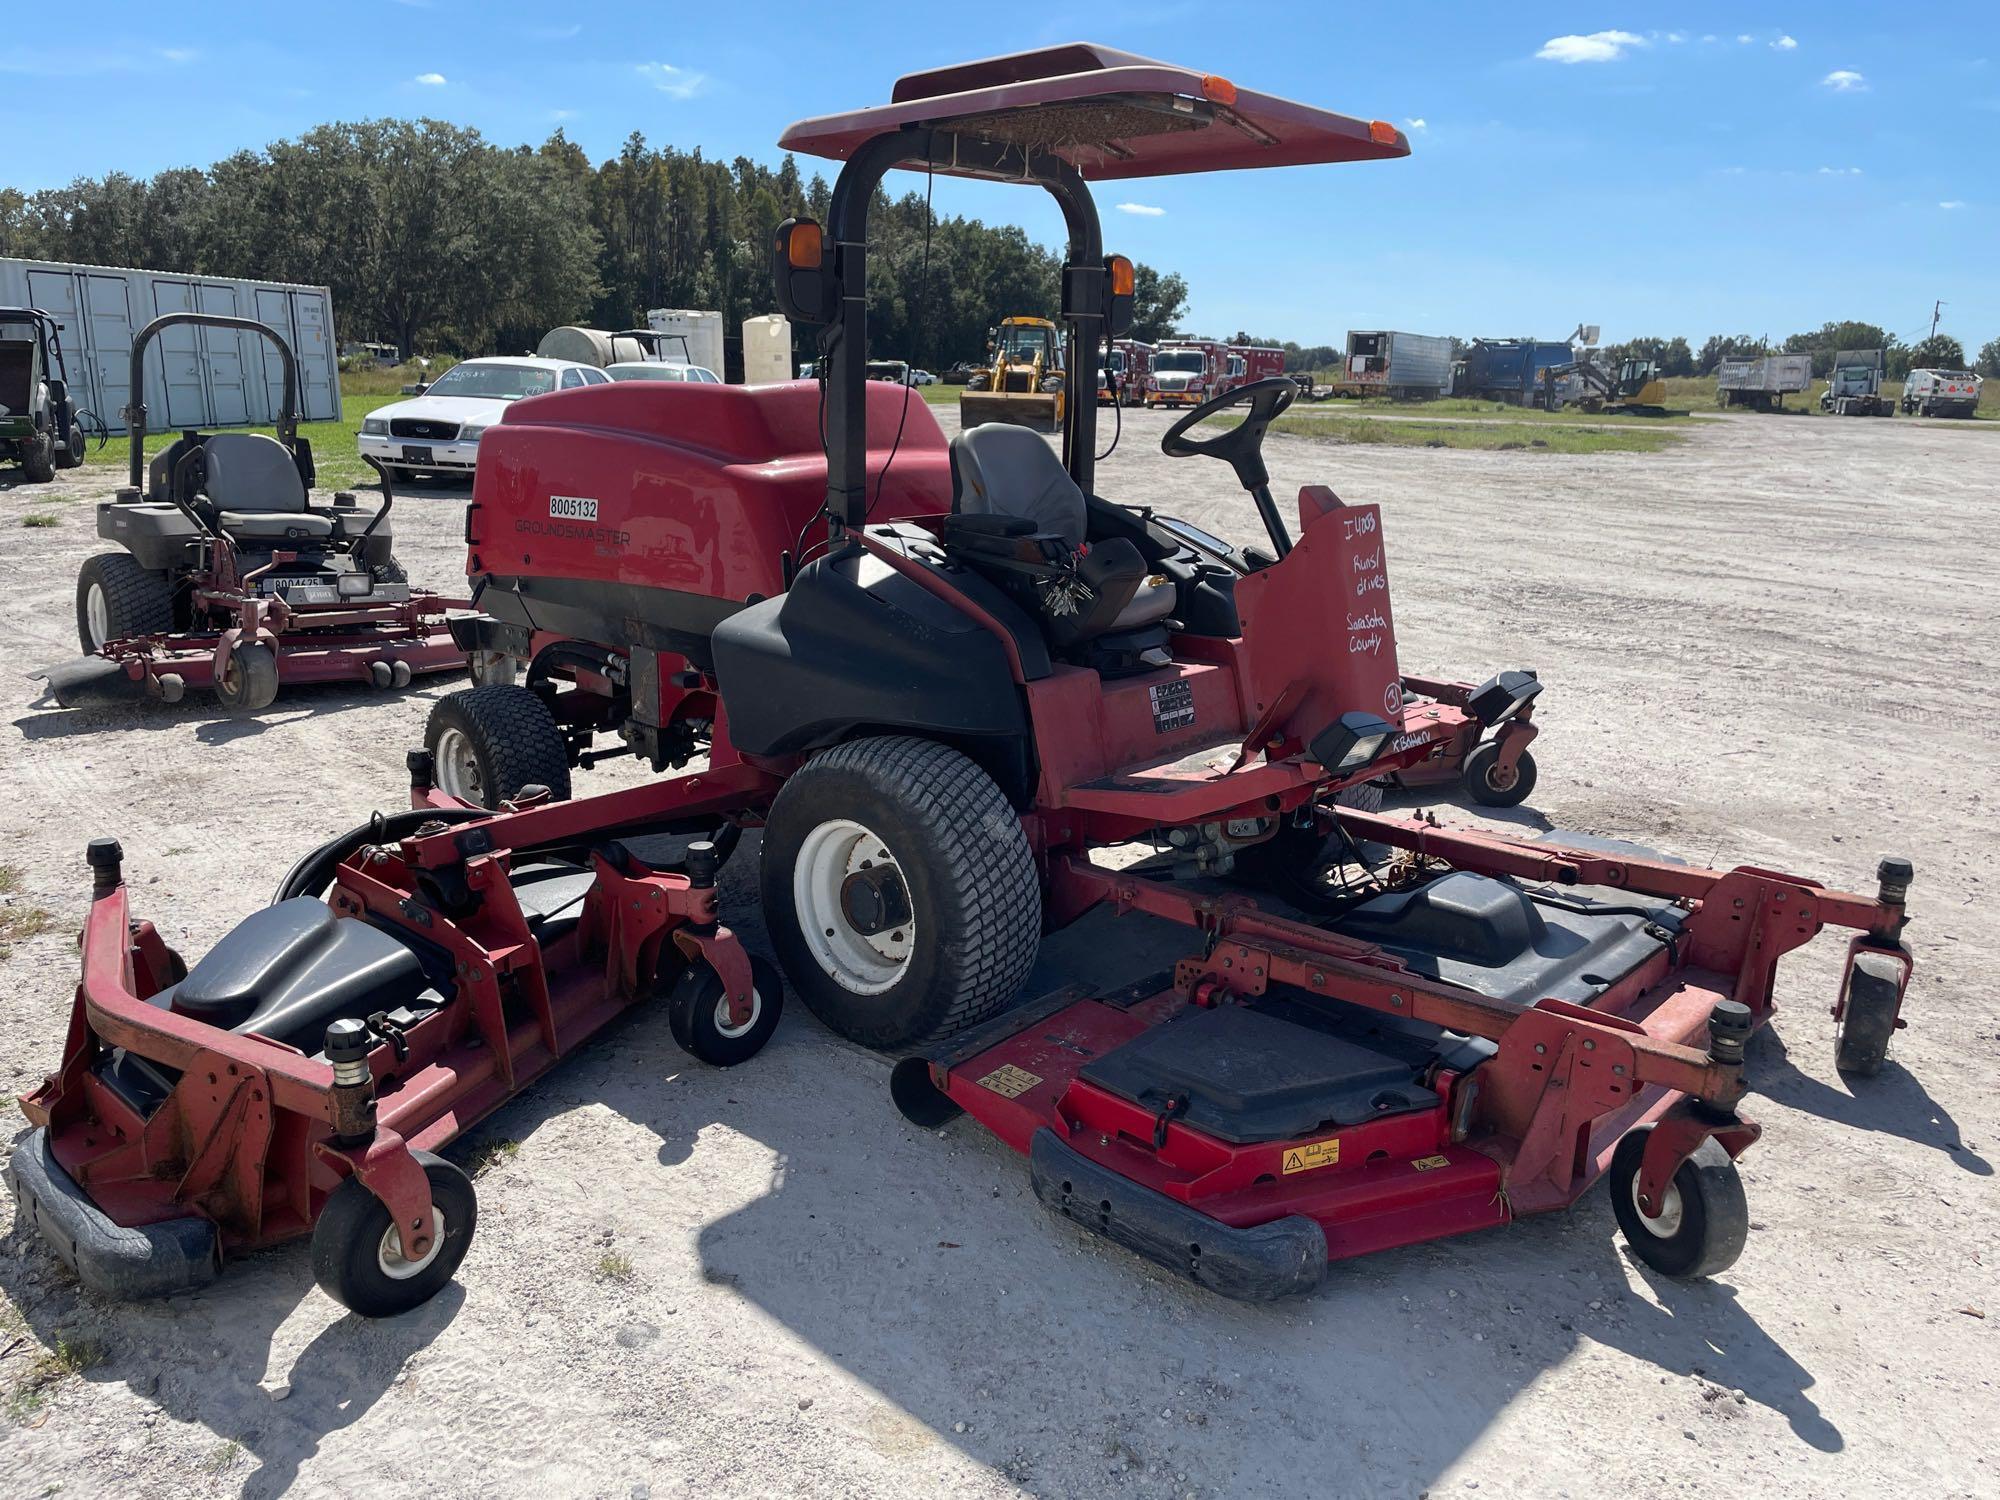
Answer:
top-left (595, 1251), bottom-right (636, 1284)
top-left (1260, 413), bottom-right (1682, 455)
top-left (464, 1137), bottom-right (521, 1178)
top-left (0, 865), bottom-right (20, 895)
top-left (5, 1336), bottom-right (104, 1422)
top-left (82, 394), bottom-right (380, 491)
top-left (20, 513), bottom-right (59, 528)
top-left (1304, 394), bottom-right (1706, 425)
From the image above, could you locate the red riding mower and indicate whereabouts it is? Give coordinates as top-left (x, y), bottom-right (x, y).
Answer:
top-left (42, 312), bottom-right (464, 713)
top-left (12, 47), bottom-right (1916, 1312)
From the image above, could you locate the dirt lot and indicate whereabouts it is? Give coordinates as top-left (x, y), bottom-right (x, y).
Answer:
top-left (0, 408), bottom-right (1994, 1499)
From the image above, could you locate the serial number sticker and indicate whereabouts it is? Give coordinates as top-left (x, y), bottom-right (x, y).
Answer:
top-left (1281, 1137), bottom-right (1341, 1175)
top-left (549, 494), bottom-right (599, 521)
top-left (975, 1064), bottom-right (1042, 1099)
top-left (1410, 1155), bottom-right (1451, 1172)
top-left (1149, 678), bottom-right (1196, 734)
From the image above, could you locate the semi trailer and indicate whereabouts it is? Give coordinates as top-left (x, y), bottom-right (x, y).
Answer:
top-left (1715, 353), bottom-right (1813, 411)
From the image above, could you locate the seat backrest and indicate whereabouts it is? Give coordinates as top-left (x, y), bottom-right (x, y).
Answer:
top-left (202, 433), bottom-right (307, 513)
top-left (949, 424), bottom-right (1085, 546)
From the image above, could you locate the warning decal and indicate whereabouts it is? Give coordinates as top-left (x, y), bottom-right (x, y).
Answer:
top-left (1281, 1137), bottom-right (1341, 1175)
top-left (1149, 678), bottom-right (1196, 734)
top-left (1410, 1155), bottom-right (1450, 1172)
top-left (976, 1064), bottom-right (1042, 1099)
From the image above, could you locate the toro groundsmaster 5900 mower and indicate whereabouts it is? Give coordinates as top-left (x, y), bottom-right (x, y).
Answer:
top-left (42, 312), bottom-right (463, 713)
top-left (13, 46), bottom-right (1916, 1311)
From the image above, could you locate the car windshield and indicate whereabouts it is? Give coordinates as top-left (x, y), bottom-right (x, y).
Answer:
top-left (422, 363), bottom-right (559, 401)
top-left (1156, 350), bottom-right (1205, 374)
top-left (609, 364), bottom-right (690, 382)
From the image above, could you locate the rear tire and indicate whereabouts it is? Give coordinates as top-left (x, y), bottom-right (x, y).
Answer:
top-left (1609, 1127), bottom-right (1748, 1281)
top-left (77, 553), bottom-right (176, 651)
top-left (57, 415), bottom-right (87, 469)
top-left (214, 643), bottom-right (280, 712)
top-left (310, 1151), bottom-right (477, 1318)
top-left (761, 736), bottom-right (1040, 1048)
top-left (425, 685), bottom-right (572, 808)
top-left (372, 556), bottom-right (408, 585)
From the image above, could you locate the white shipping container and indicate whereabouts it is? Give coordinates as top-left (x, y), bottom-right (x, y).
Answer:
top-left (741, 314), bottom-right (792, 385)
top-left (0, 257), bottom-right (341, 430)
top-left (645, 309), bottom-right (724, 382)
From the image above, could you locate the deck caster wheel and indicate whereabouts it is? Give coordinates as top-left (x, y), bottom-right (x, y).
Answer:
top-left (425, 685), bottom-right (572, 808)
top-left (369, 660), bottom-right (394, 690)
top-left (1608, 1126), bottom-right (1748, 1281)
top-left (761, 736), bottom-right (1040, 1048)
top-left (310, 1150), bottom-right (477, 1317)
top-left (1463, 741), bottom-right (1538, 808)
top-left (214, 643), bottom-right (279, 712)
top-left (390, 659), bottom-right (413, 689)
top-left (667, 955), bottom-right (784, 1067)
top-left (1835, 953), bottom-right (1903, 1077)
top-left (155, 673), bottom-right (186, 705)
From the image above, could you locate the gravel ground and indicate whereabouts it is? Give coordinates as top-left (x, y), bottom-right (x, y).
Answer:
top-left (0, 407), bottom-right (1994, 1499)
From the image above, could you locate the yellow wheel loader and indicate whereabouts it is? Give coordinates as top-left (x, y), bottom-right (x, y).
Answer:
top-left (960, 316), bottom-right (1065, 432)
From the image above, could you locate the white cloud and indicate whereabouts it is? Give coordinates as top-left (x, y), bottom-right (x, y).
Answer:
top-left (550, 108), bottom-right (577, 121)
top-left (1701, 34), bottom-right (1718, 43)
top-left (414, 72), bottom-right (446, 86)
top-left (1737, 34), bottom-right (1754, 44)
top-left (1116, 203), bottom-right (1166, 217)
top-left (1773, 35), bottom-right (1798, 51)
top-left (1940, 200), bottom-right (1966, 210)
top-left (159, 47), bottom-right (197, 63)
top-left (637, 62), bottom-right (707, 100)
top-left (1665, 32), bottom-right (1686, 44)
top-left (1404, 117), bottom-right (1427, 131)
top-left (1537, 30), bottom-right (1647, 64)
top-left (1822, 69), bottom-right (1866, 91)
top-left (1817, 166), bottom-right (1863, 176)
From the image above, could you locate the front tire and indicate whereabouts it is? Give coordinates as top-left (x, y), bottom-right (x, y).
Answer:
top-left (77, 553), bottom-right (175, 651)
top-left (761, 736), bottom-right (1040, 1048)
top-left (22, 429), bottom-right (55, 483)
top-left (1463, 741), bottom-right (1538, 808)
top-left (425, 685), bottom-right (572, 808)
top-left (310, 1151), bottom-right (477, 1317)
top-left (1835, 953), bottom-right (1903, 1077)
top-left (667, 955), bottom-right (784, 1067)
top-left (1608, 1127), bottom-right (1749, 1280)
top-left (214, 642), bottom-right (280, 712)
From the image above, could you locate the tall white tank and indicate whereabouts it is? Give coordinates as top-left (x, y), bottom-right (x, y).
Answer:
top-left (742, 314), bottom-right (792, 385)
top-left (645, 309), bottom-right (724, 379)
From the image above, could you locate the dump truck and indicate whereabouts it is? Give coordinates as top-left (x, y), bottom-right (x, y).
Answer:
top-left (1328, 330), bottom-right (1451, 399)
top-left (961, 316), bottom-right (1065, 430)
top-left (1822, 349), bottom-right (1892, 417)
top-left (1900, 368), bottom-right (1983, 419)
top-left (1462, 338), bottom-right (1574, 405)
top-left (1715, 353), bottom-right (1813, 411)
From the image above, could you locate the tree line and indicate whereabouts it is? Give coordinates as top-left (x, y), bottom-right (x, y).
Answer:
top-left (0, 118), bottom-right (1189, 369)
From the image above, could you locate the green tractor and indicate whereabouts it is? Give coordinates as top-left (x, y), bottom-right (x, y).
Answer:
top-left (1, 307), bottom-right (90, 483)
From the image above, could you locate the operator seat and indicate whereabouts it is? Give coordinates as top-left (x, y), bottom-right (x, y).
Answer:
top-left (947, 425), bottom-right (1173, 668)
top-left (199, 433), bottom-right (334, 544)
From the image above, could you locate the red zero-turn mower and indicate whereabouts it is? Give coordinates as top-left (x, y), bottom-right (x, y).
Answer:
top-left (10, 47), bottom-right (1916, 1311)
top-left (42, 313), bottom-right (464, 713)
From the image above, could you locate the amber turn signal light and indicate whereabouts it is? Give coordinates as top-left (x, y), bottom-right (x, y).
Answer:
top-left (785, 220), bottom-right (822, 269)
top-left (1108, 255), bottom-right (1135, 296)
top-left (1201, 75), bottom-right (1237, 107)
top-left (1368, 120), bottom-right (1401, 147)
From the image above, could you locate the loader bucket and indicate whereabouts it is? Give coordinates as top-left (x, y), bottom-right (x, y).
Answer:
top-left (959, 392), bottom-right (1060, 433)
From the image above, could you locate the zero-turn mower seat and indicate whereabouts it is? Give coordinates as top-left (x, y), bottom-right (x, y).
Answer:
top-left (948, 425), bottom-right (1174, 638)
top-left (201, 432), bottom-right (335, 544)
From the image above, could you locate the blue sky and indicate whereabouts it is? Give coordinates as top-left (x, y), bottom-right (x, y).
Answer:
top-left (5, 5), bottom-right (1994, 352)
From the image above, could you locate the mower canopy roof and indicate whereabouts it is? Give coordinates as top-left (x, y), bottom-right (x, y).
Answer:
top-left (779, 43), bottom-right (1408, 181)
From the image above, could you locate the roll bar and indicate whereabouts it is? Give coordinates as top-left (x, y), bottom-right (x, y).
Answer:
top-left (124, 313), bottom-right (299, 490)
top-left (788, 127), bottom-right (1110, 540)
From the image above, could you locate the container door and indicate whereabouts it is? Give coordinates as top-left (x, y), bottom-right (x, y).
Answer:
top-left (196, 283), bottom-right (250, 425)
top-left (290, 291), bottom-right (336, 420)
top-left (149, 280), bottom-right (211, 428)
top-left (252, 287), bottom-right (294, 423)
top-left (22, 269), bottom-right (87, 403)
top-left (79, 274), bottom-right (139, 433)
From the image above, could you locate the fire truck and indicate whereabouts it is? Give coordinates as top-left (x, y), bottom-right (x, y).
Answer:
top-left (1222, 343), bottom-right (1285, 395)
top-left (1145, 338), bottom-right (1226, 408)
top-left (1098, 338), bottom-right (1156, 406)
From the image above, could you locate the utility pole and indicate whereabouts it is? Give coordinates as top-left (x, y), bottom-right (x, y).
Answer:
top-left (1930, 300), bottom-right (1945, 340)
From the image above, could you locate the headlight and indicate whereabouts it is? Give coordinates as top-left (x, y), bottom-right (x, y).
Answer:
top-left (457, 424), bottom-right (487, 442)
top-left (361, 417), bottom-right (388, 435)
top-left (1309, 711), bottom-right (1397, 775)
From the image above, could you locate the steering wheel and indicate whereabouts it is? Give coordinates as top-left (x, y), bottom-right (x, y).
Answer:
top-left (1159, 376), bottom-right (1301, 560)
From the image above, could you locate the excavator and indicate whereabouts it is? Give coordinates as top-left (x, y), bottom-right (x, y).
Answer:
top-left (1540, 325), bottom-right (1668, 416)
top-left (960, 315), bottom-right (1066, 431)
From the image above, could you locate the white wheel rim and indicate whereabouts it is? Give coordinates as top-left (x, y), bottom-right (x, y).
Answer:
top-left (378, 1208), bottom-right (446, 1280)
top-left (793, 817), bottom-right (914, 995)
top-left (86, 583), bottom-right (109, 648)
top-left (713, 986), bottom-right (763, 1039)
top-left (434, 726), bottom-right (484, 803)
top-left (1631, 1173), bottom-right (1685, 1238)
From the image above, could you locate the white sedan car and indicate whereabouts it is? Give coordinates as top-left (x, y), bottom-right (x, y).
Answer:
top-left (605, 361), bottom-right (721, 384)
top-left (358, 356), bottom-right (609, 483)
